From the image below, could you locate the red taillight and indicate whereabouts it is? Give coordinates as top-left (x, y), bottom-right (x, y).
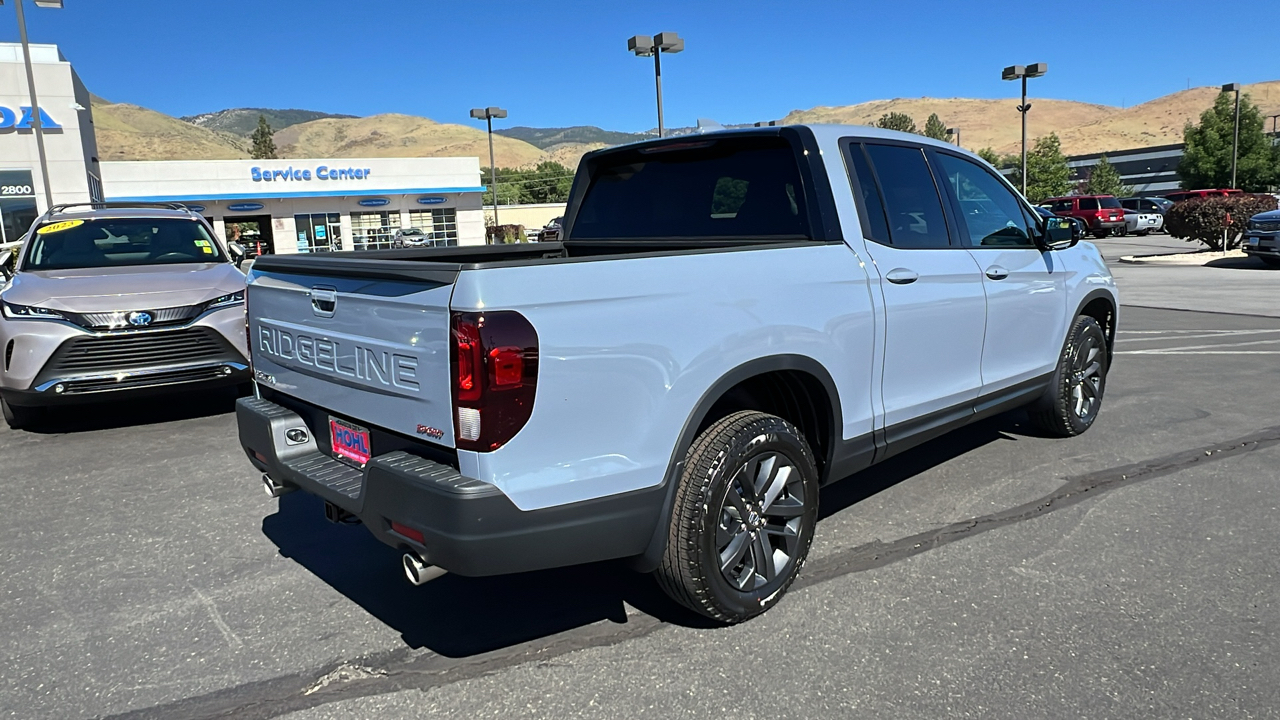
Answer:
top-left (450, 311), bottom-right (538, 452)
top-left (391, 521), bottom-right (425, 543)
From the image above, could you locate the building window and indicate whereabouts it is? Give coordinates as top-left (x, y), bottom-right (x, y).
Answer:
top-left (0, 170), bottom-right (38, 245)
top-left (351, 211), bottom-right (400, 251)
top-left (407, 208), bottom-right (458, 247)
top-left (294, 213), bottom-right (342, 253)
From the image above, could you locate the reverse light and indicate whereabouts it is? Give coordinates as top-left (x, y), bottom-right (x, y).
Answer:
top-left (450, 311), bottom-right (538, 452)
top-left (1, 301), bottom-right (66, 321)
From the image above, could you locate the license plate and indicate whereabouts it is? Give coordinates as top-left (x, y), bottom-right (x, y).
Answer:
top-left (329, 417), bottom-right (372, 466)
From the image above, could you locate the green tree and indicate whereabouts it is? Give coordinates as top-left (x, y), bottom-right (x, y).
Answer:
top-left (1083, 155), bottom-right (1132, 197)
top-left (482, 161), bottom-right (575, 207)
top-left (875, 112), bottom-right (917, 134)
top-left (250, 115), bottom-right (277, 160)
top-left (922, 113), bottom-right (949, 141)
top-left (1006, 133), bottom-right (1072, 203)
top-left (976, 147), bottom-right (1002, 166)
top-left (1179, 91), bottom-right (1280, 191)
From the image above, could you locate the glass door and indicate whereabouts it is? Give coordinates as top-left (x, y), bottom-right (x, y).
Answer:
top-left (294, 213), bottom-right (343, 253)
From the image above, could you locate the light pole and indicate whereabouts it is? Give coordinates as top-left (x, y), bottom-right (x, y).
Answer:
top-left (1002, 62), bottom-right (1047, 197)
top-left (627, 32), bottom-right (684, 138)
top-left (946, 127), bottom-right (961, 148)
top-left (469, 106), bottom-right (507, 228)
top-left (1222, 83), bottom-right (1241, 189)
top-left (0, 0), bottom-right (62, 211)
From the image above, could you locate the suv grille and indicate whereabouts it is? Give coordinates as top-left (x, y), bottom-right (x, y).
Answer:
top-left (1255, 221), bottom-right (1280, 232)
top-left (70, 304), bottom-right (202, 331)
top-left (37, 327), bottom-right (241, 380)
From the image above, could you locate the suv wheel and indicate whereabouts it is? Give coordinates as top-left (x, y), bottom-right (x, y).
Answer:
top-left (1029, 315), bottom-right (1109, 437)
top-left (1, 397), bottom-right (42, 430)
top-left (655, 411), bottom-right (819, 624)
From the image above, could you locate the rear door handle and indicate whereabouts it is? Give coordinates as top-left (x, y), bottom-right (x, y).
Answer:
top-left (985, 266), bottom-right (1009, 281)
top-left (885, 268), bottom-right (919, 285)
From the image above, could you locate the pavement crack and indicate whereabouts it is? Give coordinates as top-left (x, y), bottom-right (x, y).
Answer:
top-left (97, 425), bottom-right (1280, 720)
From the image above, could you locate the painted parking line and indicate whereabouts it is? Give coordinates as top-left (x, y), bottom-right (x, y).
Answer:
top-left (1118, 332), bottom-right (1280, 355)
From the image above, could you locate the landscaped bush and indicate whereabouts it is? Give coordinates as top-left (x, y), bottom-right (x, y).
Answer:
top-left (1164, 194), bottom-right (1279, 251)
top-left (485, 224), bottom-right (528, 244)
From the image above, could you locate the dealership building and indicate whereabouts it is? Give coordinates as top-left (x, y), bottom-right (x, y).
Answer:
top-left (1, 43), bottom-right (488, 250)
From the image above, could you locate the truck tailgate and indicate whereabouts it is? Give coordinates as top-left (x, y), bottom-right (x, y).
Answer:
top-left (246, 267), bottom-right (455, 448)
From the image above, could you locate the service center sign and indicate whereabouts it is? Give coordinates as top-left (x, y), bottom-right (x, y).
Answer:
top-left (251, 165), bottom-right (372, 182)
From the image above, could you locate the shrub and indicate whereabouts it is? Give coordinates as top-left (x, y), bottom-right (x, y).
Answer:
top-left (1164, 194), bottom-right (1279, 251)
top-left (485, 224), bottom-right (528, 244)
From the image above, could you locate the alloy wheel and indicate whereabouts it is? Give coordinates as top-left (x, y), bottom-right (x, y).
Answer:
top-left (1070, 334), bottom-right (1104, 421)
top-left (716, 452), bottom-right (808, 591)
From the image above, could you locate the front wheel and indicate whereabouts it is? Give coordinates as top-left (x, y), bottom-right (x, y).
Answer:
top-left (655, 411), bottom-right (819, 624)
top-left (1029, 315), bottom-right (1109, 437)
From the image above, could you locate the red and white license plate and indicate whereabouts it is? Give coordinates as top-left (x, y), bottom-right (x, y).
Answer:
top-left (329, 417), bottom-right (372, 466)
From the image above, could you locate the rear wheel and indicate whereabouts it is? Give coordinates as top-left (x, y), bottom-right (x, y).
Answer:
top-left (1093, 231), bottom-right (1109, 239)
top-left (1, 397), bottom-right (42, 430)
top-left (655, 411), bottom-right (819, 624)
top-left (1029, 315), bottom-right (1109, 437)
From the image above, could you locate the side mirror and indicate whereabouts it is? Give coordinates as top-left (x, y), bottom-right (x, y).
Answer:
top-left (1039, 217), bottom-right (1078, 251)
top-left (227, 241), bottom-right (247, 267)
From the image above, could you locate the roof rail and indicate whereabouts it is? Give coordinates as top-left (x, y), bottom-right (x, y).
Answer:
top-left (46, 202), bottom-right (193, 215)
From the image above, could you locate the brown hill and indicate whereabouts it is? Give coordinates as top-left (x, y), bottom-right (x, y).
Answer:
top-left (272, 114), bottom-right (545, 167)
top-left (92, 101), bottom-right (248, 161)
top-left (782, 81), bottom-right (1280, 156)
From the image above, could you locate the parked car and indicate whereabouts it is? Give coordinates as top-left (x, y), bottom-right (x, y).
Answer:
top-left (1118, 208), bottom-right (1163, 236)
top-left (1162, 189), bottom-right (1242, 203)
top-left (1120, 196), bottom-right (1173, 223)
top-left (1034, 206), bottom-right (1085, 239)
top-left (0, 203), bottom-right (251, 428)
top-left (237, 126), bottom-right (1117, 624)
top-left (537, 216), bottom-right (564, 243)
top-left (393, 227), bottom-right (430, 248)
top-left (1243, 209), bottom-right (1280, 267)
top-left (1044, 195), bottom-right (1126, 238)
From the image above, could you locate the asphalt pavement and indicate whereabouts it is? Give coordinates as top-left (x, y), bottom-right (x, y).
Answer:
top-left (1, 240), bottom-right (1278, 719)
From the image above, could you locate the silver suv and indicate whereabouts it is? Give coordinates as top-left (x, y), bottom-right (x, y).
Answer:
top-left (0, 203), bottom-right (251, 428)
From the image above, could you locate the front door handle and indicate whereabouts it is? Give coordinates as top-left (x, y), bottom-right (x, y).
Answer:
top-left (885, 268), bottom-right (919, 285)
top-left (985, 266), bottom-right (1009, 281)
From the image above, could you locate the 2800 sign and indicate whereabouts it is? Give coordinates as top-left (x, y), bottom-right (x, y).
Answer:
top-left (1, 185), bottom-right (34, 196)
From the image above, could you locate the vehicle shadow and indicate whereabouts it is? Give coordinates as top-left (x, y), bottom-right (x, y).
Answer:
top-left (260, 410), bottom-right (1035, 658)
top-left (21, 386), bottom-right (241, 434)
top-left (1205, 256), bottom-right (1279, 270)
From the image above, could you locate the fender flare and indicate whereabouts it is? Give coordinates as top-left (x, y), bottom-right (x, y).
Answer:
top-left (629, 354), bottom-right (842, 572)
top-left (1073, 288), bottom-right (1119, 354)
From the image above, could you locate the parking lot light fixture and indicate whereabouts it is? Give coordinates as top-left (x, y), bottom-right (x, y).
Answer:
top-left (946, 127), bottom-right (960, 148)
top-left (628, 32), bottom-right (684, 138)
top-left (1002, 62), bottom-right (1047, 197)
top-left (1221, 83), bottom-right (1241, 189)
top-left (0, 0), bottom-right (62, 210)
top-left (470, 106), bottom-right (507, 228)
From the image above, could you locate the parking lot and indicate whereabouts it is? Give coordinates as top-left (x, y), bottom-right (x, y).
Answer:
top-left (2, 243), bottom-right (1279, 719)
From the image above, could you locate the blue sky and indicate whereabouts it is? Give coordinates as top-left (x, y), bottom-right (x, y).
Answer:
top-left (4, 0), bottom-right (1278, 132)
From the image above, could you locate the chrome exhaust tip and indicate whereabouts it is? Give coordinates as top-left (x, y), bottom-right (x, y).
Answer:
top-left (262, 473), bottom-right (294, 498)
top-left (403, 552), bottom-right (447, 586)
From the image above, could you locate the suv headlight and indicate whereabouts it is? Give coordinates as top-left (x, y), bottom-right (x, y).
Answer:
top-left (205, 290), bottom-right (245, 310)
top-left (1, 300), bottom-right (66, 321)
top-left (1248, 220), bottom-right (1260, 230)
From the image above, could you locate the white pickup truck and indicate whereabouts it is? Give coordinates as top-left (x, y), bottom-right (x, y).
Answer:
top-left (237, 126), bottom-right (1118, 623)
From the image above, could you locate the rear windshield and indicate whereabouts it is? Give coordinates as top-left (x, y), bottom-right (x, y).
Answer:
top-left (570, 136), bottom-right (810, 241)
top-left (23, 218), bottom-right (225, 271)
top-left (1098, 197), bottom-right (1121, 209)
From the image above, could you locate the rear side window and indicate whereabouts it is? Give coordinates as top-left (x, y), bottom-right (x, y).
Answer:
top-left (845, 144), bottom-right (891, 243)
top-left (862, 144), bottom-right (951, 248)
top-left (1121, 199), bottom-right (1137, 210)
top-left (1079, 198), bottom-right (1100, 210)
top-left (570, 136), bottom-right (809, 241)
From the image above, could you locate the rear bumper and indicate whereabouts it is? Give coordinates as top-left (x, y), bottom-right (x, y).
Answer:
top-left (236, 396), bottom-right (664, 577)
top-left (1089, 220), bottom-right (1125, 231)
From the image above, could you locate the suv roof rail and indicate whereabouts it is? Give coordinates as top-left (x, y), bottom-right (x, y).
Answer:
top-left (46, 201), bottom-right (194, 215)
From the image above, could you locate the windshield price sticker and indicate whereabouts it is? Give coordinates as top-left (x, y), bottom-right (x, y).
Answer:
top-left (35, 220), bottom-right (85, 235)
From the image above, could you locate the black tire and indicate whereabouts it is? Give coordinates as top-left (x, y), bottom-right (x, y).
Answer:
top-left (1260, 257), bottom-right (1280, 268)
top-left (1029, 315), bottom-right (1109, 438)
top-left (1, 397), bottom-right (41, 430)
top-left (655, 411), bottom-right (819, 624)
top-left (1136, 229), bottom-right (1150, 237)
top-left (1093, 231), bottom-right (1109, 239)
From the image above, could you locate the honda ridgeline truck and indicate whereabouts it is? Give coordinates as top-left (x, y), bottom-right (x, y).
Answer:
top-left (237, 126), bottom-right (1118, 623)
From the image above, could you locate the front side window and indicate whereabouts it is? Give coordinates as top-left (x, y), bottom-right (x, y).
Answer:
top-left (862, 144), bottom-right (951, 249)
top-left (571, 136), bottom-right (809, 241)
top-left (935, 153), bottom-right (1034, 247)
top-left (23, 218), bottom-right (225, 271)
